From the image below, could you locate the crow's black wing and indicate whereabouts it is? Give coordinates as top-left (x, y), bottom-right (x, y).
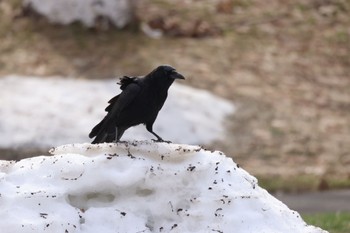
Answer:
top-left (105, 95), bottom-right (120, 112)
top-left (103, 76), bottom-right (138, 112)
top-left (106, 83), bottom-right (141, 121)
top-left (89, 83), bottom-right (141, 143)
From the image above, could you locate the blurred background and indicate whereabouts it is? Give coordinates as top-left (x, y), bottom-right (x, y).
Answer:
top-left (0, 0), bottom-right (349, 231)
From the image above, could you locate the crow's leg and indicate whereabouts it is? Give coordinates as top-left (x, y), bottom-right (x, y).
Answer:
top-left (146, 124), bottom-right (171, 143)
top-left (151, 132), bottom-right (163, 142)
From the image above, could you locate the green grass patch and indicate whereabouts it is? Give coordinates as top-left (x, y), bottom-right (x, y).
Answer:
top-left (257, 175), bottom-right (319, 193)
top-left (257, 175), bottom-right (350, 193)
top-left (303, 212), bottom-right (350, 233)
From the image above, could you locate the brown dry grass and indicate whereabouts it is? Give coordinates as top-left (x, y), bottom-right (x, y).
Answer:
top-left (0, 0), bottom-right (349, 191)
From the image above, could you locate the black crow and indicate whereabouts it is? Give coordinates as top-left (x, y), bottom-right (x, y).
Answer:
top-left (89, 65), bottom-right (185, 143)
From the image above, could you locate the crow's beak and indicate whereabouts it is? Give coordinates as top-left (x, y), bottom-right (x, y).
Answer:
top-left (171, 72), bottom-right (185, 80)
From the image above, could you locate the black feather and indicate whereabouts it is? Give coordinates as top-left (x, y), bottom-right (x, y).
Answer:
top-left (118, 76), bottom-right (138, 90)
top-left (89, 65), bottom-right (185, 143)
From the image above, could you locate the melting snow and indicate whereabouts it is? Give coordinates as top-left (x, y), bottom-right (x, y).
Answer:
top-left (0, 76), bottom-right (234, 149)
top-left (23, 0), bottom-right (132, 28)
top-left (0, 141), bottom-right (327, 233)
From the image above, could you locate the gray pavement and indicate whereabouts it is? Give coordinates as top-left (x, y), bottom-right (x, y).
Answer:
top-left (274, 189), bottom-right (350, 214)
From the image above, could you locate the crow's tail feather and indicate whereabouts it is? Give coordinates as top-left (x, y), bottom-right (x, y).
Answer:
top-left (89, 119), bottom-right (104, 138)
top-left (91, 127), bottom-right (116, 144)
top-left (90, 118), bottom-right (116, 144)
top-left (91, 133), bottom-right (108, 144)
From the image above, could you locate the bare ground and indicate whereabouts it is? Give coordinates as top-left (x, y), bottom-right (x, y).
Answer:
top-left (0, 0), bottom-right (349, 191)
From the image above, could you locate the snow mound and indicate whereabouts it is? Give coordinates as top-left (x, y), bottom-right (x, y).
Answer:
top-left (0, 76), bottom-right (234, 149)
top-left (0, 142), bottom-right (327, 233)
top-left (23, 0), bottom-right (133, 28)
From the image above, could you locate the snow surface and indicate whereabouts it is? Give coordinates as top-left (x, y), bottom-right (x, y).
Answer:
top-left (0, 76), bottom-right (234, 149)
top-left (0, 141), bottom-right (326, 233)
top-left (23, 0), bottom-right (132, 28)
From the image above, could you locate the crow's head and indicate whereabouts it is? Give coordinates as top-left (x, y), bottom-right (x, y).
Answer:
top-left (154, 65), bottom-right (185, 81)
